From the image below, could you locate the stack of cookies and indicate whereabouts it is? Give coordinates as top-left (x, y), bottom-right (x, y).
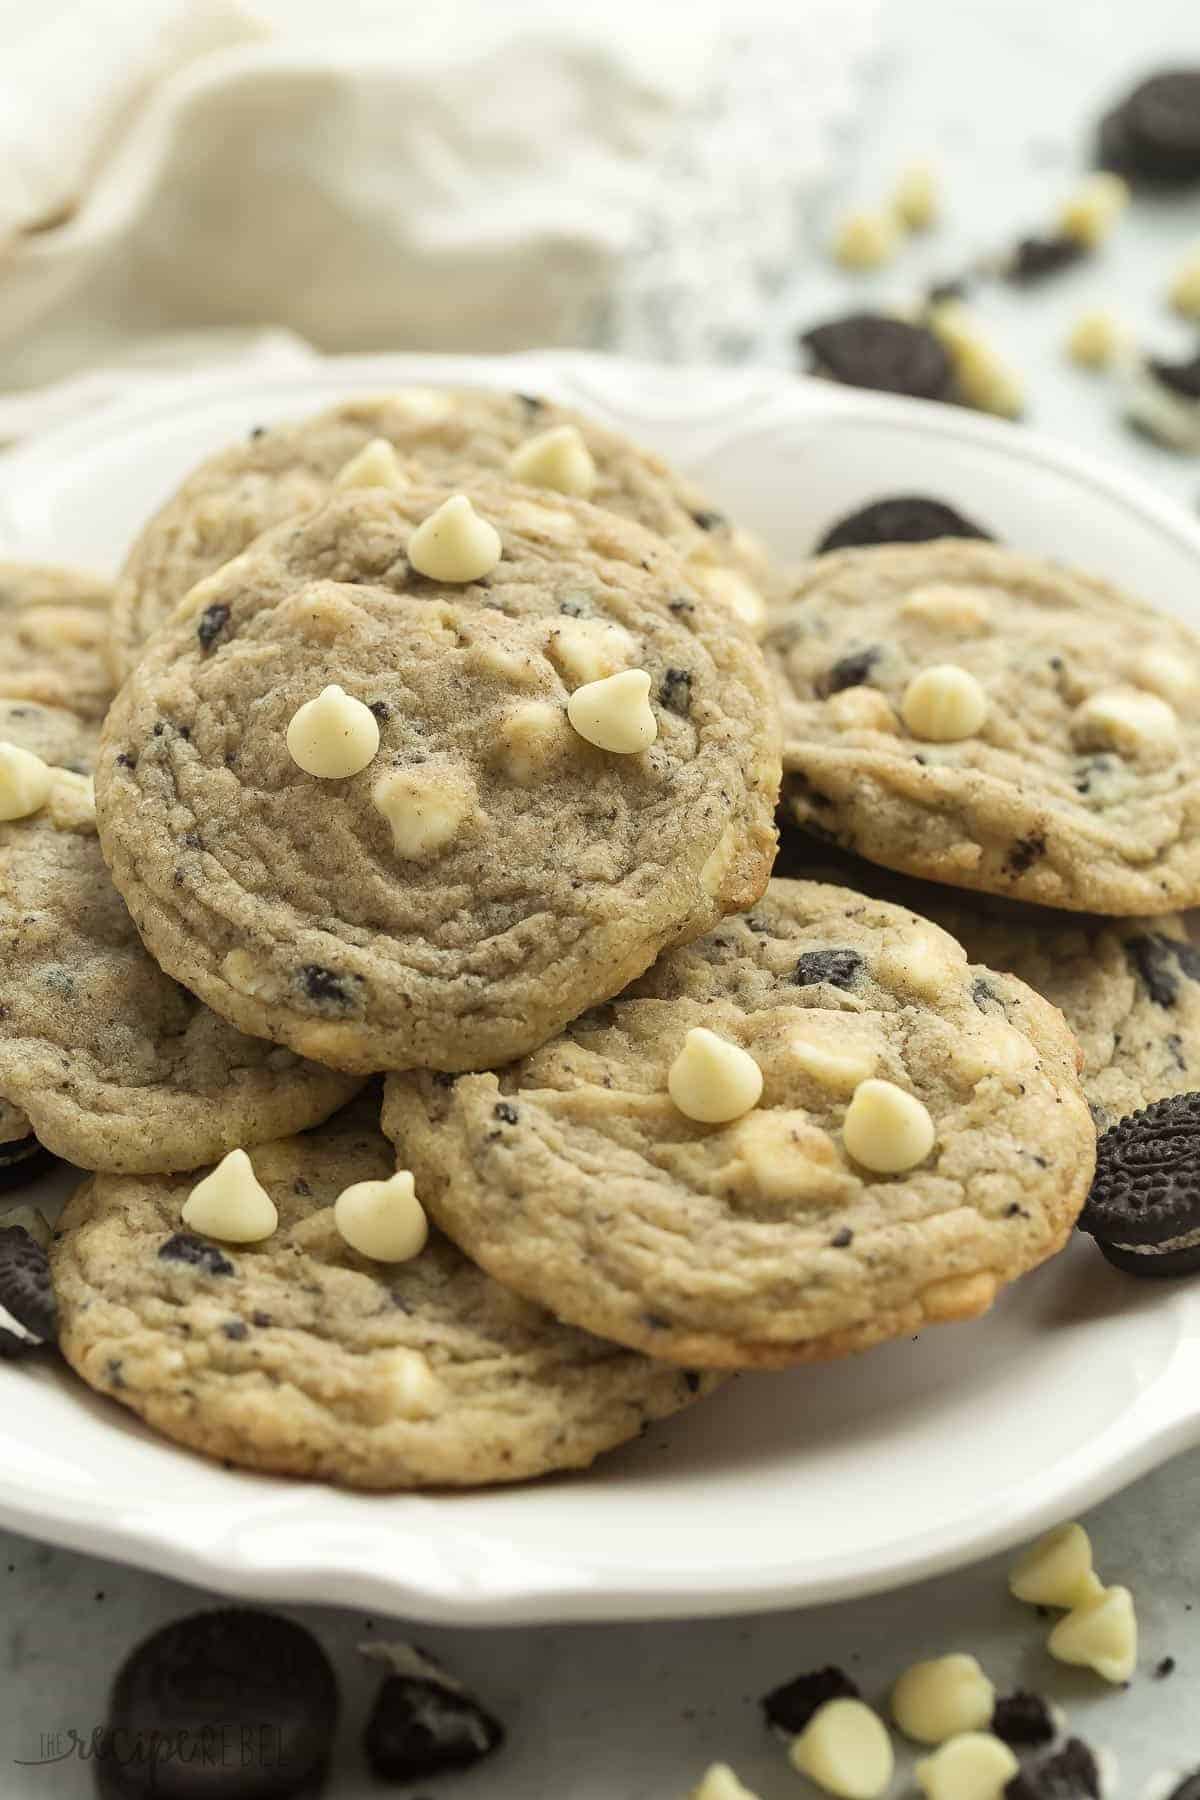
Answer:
top-left (6, 386), bottom-right (1187, 1491)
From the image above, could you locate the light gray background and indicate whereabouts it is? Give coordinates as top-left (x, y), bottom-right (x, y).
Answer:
top-left (5, 0), bottom-right (1200, 1792)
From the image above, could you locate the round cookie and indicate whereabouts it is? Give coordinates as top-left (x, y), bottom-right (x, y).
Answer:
top-left (97, 483), bottom-right (780, 1074)
top-left (0, 562), bottom-right (114, 722)
top-left (767, 540), bottom-right (1200, 914)
top-left (110, 388), bottom-right (772, 678)
top-left (382, 877), bottom-right (1095, 1369)
top-left (51, 1098), bottom-right (721, 1487)
top-left (0, 743), bottom-right (358, 1173)
top-left (776, 835), bottom-right (1200, 1132)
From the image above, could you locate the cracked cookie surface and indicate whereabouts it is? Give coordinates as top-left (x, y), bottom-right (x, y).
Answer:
top-left (110, 388), bottom-right (772, 677)
top-left (51, 1097), bottom-right (720, 1488)
top-left (767, 541), bottom-right (1200, 913)
top-left (97, 483), bottom-right (779, 1074)
top-left (382, 877), bottom-right (1094, 1369)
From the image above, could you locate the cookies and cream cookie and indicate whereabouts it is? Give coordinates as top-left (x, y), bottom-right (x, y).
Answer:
top-left (51, 1097), bottom-right (721, 1487)
top-left (767, 540), bottom-right (1200, 914)
top-left (109, 388), bottom-right (772, 677)
top-left (0, 562), bottom-right (115, 723)
top-left (382, 877), bottom-right (1094, 1369)
top-left (96, 483), bottom-right (780, 1074)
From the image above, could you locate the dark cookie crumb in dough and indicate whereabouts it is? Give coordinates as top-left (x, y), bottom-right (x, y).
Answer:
top-left (157, 1233), bottom-right (234, 1278)
top-left (792, 947), bottom-right (863, 990)
top-left (815, 646), bottom-right (884, 695)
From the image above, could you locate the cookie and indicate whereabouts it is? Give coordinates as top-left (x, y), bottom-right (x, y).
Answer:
top-left (800, 314), bottom-right (956, 401)
top-left (1079, 1091), bottom-right (1200, 1277)
top-left (51, 1099), bottom-right (721, 1487)
top-left (776, 836), bottom-right (1200, 1131)
top-left (815, 496), bottom-right (993, 555)
top-left (0, 745), bottom-right (358, 1172)
top-left (767, 540), bottom-right (1200, 914)
top-left (0, 562), bottom-right (114, 723)
top-left (0, 1121), bottom-right (56, 1194)
top-left (1098, 69), bottom-right (1200, 183)
top-left (0, 1223), bottom-right (56, 1354)
top-left (382, 877), bottom-right (1094, 1369)
top-left (361, 1643), bottom-right (505, 1782)
top-left (97, 483), bottom-right (779, 1074)
top-left (110, 388), bottom-right (772, 678)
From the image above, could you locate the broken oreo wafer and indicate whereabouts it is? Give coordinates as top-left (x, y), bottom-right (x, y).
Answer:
top-left (816, 495), bottom-right (994, 554)
top-left (800, 313), bottom-right (956, 402)
top-left (0, 1224), bottom-right (56, 1356)
top-left (0, 1131), bottom-right (56, 1195)
top-left (1080, 1091), bottom-right (1200, 1277)
top-left (361, 1641), bottom-right (505, 1782)
top-left (1006, 1738), bottom-right (1107, 1800)
top-left (1099, 69), bottom-right (1200, 184)
top-left (991, 1690), bottom-right (1059, 1748)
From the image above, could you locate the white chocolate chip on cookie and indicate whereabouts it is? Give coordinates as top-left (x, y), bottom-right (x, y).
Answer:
top-left (390, 386), bottom-right (454, 422)
top-left (1131, 645), bottom-right (1200, 707)
top-left (695, 567), bottom-right (768, 637)
top-left (901, 664), bottom-right (989, 741)
top-left (788, 1027), bottom-right (878, 1093)
top-left (1071, 688), bottom-right (1179, 762)
top-left (914, 1733), bottom-right (1018, 1800)
top-left (46, 769), bottom-right (97, 832)
top-left (333, 438), bottom-right (406, 491)
top-left (891, 1653), bottom-right (996, 1745)
top-left (408, 495), bottom-right (502, 583)
top-left (372, 764), bottom-right (475, 859)
top-left (508, 424), bottom-right (598, 498)
top-left (547, 617), bottom-right (638, 688)
top-left (732, 1109), bottom-right (854, 1203)
top-left (900, 584), bottom-right (993, 634)
top-left (690, 1765), bottom-right (761, 1800)
top-left (0, 742), bottom-right (52, 822)
top-left (182, 1148), bottom-right (278, 1244)
top-left (828, 686), bottom-right (898, 733)
top-left (380, 1346), bottom-right (443, 1419)
top-left (286, 685), bottom-right (380, 779)
top-left (842, 1078), bottom-right (935, 1174)
top-left (335, 1170), bottom-right (428, 1263)
top-left (1048, 1584), bottom-right (1137, 1684)
top-left (1009, 1521), bottom-right (1102, 1609)
top-left (789, 1697), bottom-right (895, 1800)
top-left (567, 669), bottom-right (657, 754)
top-left (669, 1028), bottom-right (763, 1124)
top-left (494, 701), bottom-right (575, 783)
top-left (878, 926), bottom-right (965, 1001)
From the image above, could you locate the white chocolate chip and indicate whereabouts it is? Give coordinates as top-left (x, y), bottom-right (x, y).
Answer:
top-left (408, 495), bottom-right (502, 583)
top-left (182, 1148), bottom-right (278, 1244)
top-left (892, 1654), bottom-right (996, 1745)
top-left (1066, 309), bottom-right (1131, 370)
top-left (914, 1733), bottom-right (1018, 1800)
top-left (832, 208), bottom-right (901, 270)
top-left (567, 669), bottom-right (657, 754)
top-left (286, 685), bottom-right (380, 779)
top-left (893, 161), bottom-right (939, 231)
top-left (668, 1027), bottom-right (763, 1124)
top-left (1058, 172), bottom-right (1130, 247)
top-left (372, 764), bottom-right (475, 859)
top-left (335, 1171), bottom-right (428, 1263)
top-left (507, 498), bottom-right (577, 542)
top-left (900, 584), bottom-right (993, 634)
top-left (929, 303), bottom-right (1025, 418)
top-left (842, 1078), bottom-right (935, 1174)
top-left (1071, 688), bottom-right (1178, 762)
top-left (546, 617), bottom-right (638, 688)
top-left (1130, 646), bottom-right (1200, 708)
top-left (789, 1028), bottom-right (878, 1094)
top-left (695, 567), bottom-right (768, 636)
top-left (494, 701), bottom-right (575, 783)
top-left (221, 947), bottom-right (279, 1001)
top-left (46, 769), bottom-right (97, 833)
top-left (901, 665), bottom-right (989, 742)
top-left (733, 1110), bottom-right (854, 1203)
top-left (0, 742), bottom-right (52, 822)
top-left (1048, 1584), bottom-right (1137, 1684)
top-left (1009, 1522), bottom-right (1103, 1609)
top-left (508, 424), bottom-right (597, 498)
top-left (382, 1346), bottom-right (443, 1420)
top-left (333, 437), bottom-right (406, 490)
top-left (789, 1698), bottom-right (894, 1800)
top-left (828, 686), bottom-right (898, 733)
top-left (877, 926), bottom-right (965, 1000)
top-left (1169, 247), bottom-right (1200, 320)
top-left (690, 1765), bottom-right (761, 1800)
top-left (390, 386), bottom-right (453, 422)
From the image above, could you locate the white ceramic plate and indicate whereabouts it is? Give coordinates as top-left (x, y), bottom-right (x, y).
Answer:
top-left (2, 350), bottom-right (1200, 1628)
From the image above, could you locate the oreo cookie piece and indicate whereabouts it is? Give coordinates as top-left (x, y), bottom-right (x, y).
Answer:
top-left (0, 1224), bottom-right (56, 1355)
top-left (1162, 1776), bottom-right (1200, 1800)
top-left (991, 1689), bottom-right (1058, 1748)
top-left (760, 1665), bottom-right (860, 1738)
top-left (97, 1608), bottom-right (337, 1800)
top-left (1098, 70), bottom-right (1200, 183)
top-left (815, 495), bottom-right (994, 554)
top-left (0, 1132), bottom-right (57, 1195)
top-left (361, 1642), bottom-right (505, 1782)
top-left (1006, 1738), bottom-right (1105, 1800)
top-left (1127, 356), bottom-right (1200, 453)
top-left (1080, 1091), bottom-right (1200, 1276)
top-left (800, 313), bottom-right (955, 401)
top-left (1002, 235), bottom-right (1088, 284)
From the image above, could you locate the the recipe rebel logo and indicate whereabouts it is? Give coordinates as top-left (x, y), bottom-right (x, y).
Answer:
top-left (16, 1722), bottom-right (291, 1771)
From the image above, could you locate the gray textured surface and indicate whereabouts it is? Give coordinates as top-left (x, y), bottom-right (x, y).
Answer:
top-left (4, 0), bottom-right (1200, 1790)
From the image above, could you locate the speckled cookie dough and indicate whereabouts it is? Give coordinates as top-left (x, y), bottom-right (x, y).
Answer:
top-left (767, 540), bottom-right (1200, 914)
top-left (0, 562), bottom-right (115, 722)
top-left (382, 877), bottom-right (1094, 1369)
top-left (51, 1098), bottom-right (721, 1488)
top-left (776, 837), bottom-right (1200, 1131)
top-left (0, 724), bottom-right (358, 1173)
top-left (109, 388), bottom-right (773, 677)
top-left (97, 483), bottom-right (780, 1074)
